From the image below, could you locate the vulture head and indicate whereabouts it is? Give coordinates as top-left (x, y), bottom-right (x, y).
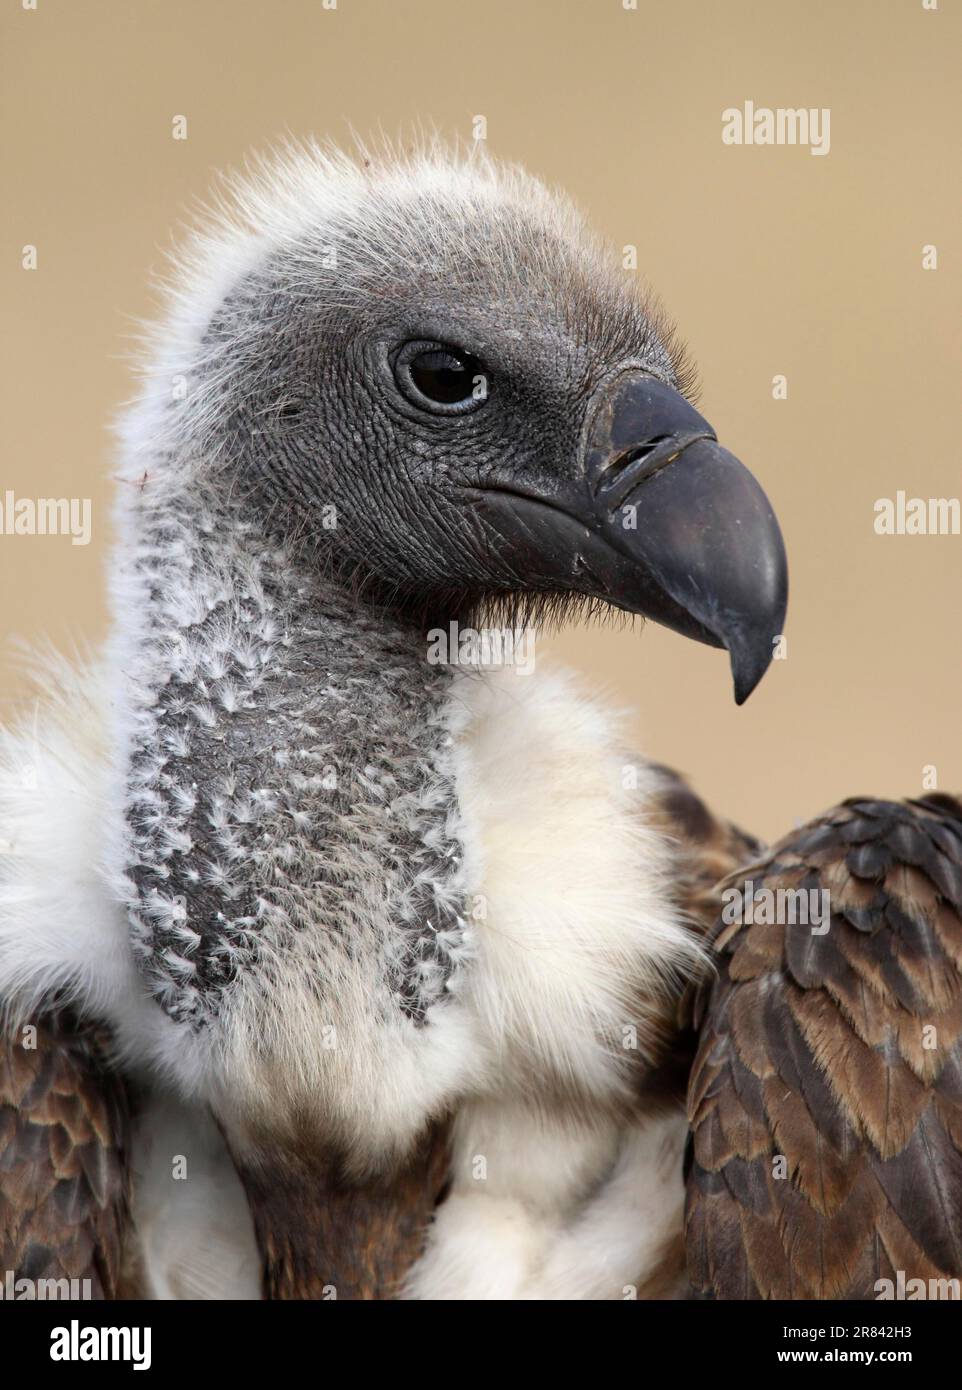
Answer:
top-left (163, 141), bottom-right (787, 702)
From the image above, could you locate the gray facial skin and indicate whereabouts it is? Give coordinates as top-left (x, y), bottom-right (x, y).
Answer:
top-left (217, 254), bottom-right (662, 602)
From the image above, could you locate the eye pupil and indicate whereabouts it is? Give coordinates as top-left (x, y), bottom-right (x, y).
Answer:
top-left (411, 350), bottom-right (470, 403)
top-left (400, 344), bottom-right (487, 409)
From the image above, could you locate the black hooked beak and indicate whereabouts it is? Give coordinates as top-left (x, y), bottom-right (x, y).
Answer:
top-left (473, 372), bottom-right (788, 704)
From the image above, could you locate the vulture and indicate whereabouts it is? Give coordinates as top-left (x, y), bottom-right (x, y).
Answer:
top-left (1, 140), bottom-right (959, 1302)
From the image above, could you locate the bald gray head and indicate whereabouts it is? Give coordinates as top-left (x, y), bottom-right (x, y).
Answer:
top-left (142, 142), bottom-right (787, 701)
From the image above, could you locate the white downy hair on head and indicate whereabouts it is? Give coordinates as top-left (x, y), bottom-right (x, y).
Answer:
top-left (111, 130), bottom-right (690, 498)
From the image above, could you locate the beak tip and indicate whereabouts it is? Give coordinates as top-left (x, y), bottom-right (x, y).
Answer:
top-left (726, 532), bottom-right (789, 705)
top-left (729, 615), bottom-right (786, 705)
top-left (732, 674), bottom-right (757, 707)
top-left (732, 669), bottom-right (758, 707)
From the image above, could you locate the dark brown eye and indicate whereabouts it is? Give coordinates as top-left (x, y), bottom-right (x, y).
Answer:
top-left (395, 341), bottom-right (489, 413)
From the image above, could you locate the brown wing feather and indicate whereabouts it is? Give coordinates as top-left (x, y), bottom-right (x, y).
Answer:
top-left (686, 794), bottom-right (962, 1299)
top-left (635, 765), bottom-right (764, 1110)
top-left (0, 1011), bottom-right (131, 1298)
top-left (648, 762), bottom-right (764, 940)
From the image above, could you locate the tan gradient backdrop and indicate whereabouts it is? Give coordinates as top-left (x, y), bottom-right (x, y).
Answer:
top-left (1, 0), bottom-right (959, 841)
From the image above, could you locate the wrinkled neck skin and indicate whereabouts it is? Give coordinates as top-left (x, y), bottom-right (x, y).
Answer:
top-left (109, 461), bottom-right (471, 1036)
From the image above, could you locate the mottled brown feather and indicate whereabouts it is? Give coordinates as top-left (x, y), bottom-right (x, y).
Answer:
top-left (639, 765), bottom-right (765, 1112)
top-left (232, 1120), bottom-right (451, 1300)
top-left (0, 1012), bottom-right (131, 1298)
top-left (686, 794), bottom-right (962, 1299)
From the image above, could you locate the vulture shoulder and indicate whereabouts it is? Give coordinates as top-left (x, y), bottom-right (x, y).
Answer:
top-left (686, 794), bottom-right (962, 1299)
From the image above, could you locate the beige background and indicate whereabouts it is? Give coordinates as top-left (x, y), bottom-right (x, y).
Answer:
top-left (1, 0), bottom-right (959, 840)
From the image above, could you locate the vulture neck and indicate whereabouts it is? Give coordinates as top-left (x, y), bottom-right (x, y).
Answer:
top-left (114, 468), bottom-right (470, 1028)
top-left (110, 464), bottom-right (472, 1296)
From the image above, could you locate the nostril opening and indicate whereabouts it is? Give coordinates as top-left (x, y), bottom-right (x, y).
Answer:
top-left (602, 435), bottom-right (673, 484)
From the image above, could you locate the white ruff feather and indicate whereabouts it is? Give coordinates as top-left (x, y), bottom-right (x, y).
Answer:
top-left (0, 655), bottom-right (701, 1297)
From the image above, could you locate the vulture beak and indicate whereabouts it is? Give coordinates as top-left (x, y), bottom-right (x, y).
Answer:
top-left (474, 371), bottom-right (789, 704)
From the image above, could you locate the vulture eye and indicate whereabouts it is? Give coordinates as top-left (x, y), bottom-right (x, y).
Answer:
top-left (394, 340), bottom-right (489, 413)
